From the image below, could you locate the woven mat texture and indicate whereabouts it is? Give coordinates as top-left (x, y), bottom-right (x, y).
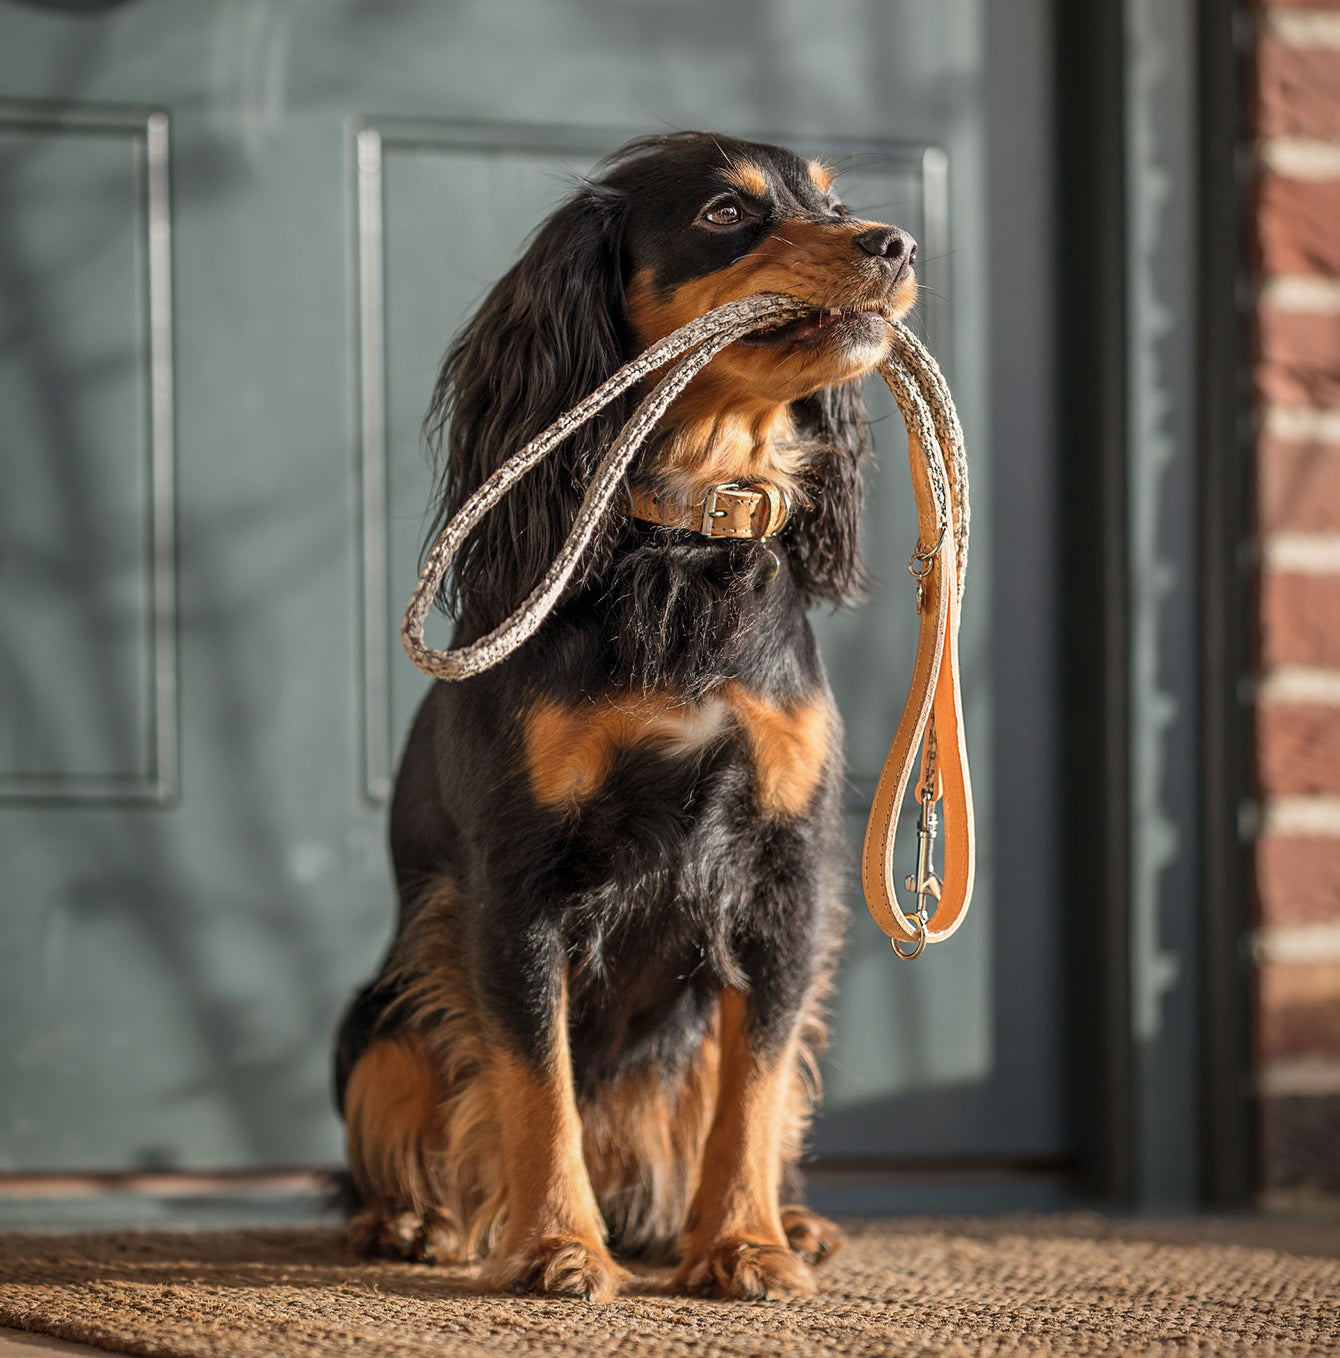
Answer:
top-left (1, 1218), bottom-right (1338, 1358)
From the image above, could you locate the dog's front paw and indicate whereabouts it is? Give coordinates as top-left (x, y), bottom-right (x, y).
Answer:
top-left (349, 1205), bottom-right (463, 1264)
top-left (674, 1236), bottom-right (817, 1300)
top-left (781, 1205), bottom-right (846, 1266)
top-left (489, 1234), bottom-right (628, 1301)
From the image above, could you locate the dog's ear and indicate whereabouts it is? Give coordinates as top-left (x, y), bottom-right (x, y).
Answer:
top-left (786, 380), bottom-right (871, 607)
top-left (424, 182), bottom-right (631, 636)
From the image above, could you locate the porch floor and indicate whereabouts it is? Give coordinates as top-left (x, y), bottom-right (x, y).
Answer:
top-left (2, 1214), bottom-right (1338, 1357)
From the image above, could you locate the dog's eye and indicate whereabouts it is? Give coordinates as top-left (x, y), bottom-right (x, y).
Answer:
top-left (828, 200), bottom-right (849, 218)
top-left (702, 198), bottom-right (744, 227)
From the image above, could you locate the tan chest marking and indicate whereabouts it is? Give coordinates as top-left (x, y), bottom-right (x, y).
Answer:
top-left (724, 684), bottom-right (834, 819)
top-left (523, 693), bottom-right (729, 809)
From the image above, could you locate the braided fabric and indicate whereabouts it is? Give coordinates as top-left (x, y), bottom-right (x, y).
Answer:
top-left (886, 323), bottom-right (969, 594)
top-left (401, 294), bottom-right (968, 681)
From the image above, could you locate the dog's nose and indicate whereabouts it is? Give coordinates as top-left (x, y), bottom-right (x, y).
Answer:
top-left (854, 226), bottom-right (917, 275)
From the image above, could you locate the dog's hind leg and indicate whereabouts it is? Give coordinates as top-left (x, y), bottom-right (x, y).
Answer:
top-left (341, 1031), bottom-right (464, 1263)
top-left (777, 985), bottom-right (847, 1269)
top-left (580, 1019), bottom-right (722, 1263)
top-left (780, 1203), bottom-right (846, 1265)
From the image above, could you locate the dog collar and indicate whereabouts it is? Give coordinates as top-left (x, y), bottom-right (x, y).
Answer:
top-left (624, 481), bottom-right (791, 540)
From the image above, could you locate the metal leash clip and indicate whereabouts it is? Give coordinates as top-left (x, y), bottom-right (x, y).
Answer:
top-left (893, 784), bottom-right (942, 961)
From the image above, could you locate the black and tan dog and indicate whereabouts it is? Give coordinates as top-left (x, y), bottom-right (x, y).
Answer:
top-left (334, 131), bottom-right (918, 1301)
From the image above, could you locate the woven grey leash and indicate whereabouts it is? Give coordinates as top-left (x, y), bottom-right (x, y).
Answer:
top-left (402, 293), bottom-right (967, 681)
top-left (885, 324), bottom-right (969, 597)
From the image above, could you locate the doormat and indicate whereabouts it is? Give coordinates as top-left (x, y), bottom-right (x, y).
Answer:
top-left (1, 1217), bottom-right (1337, 1358)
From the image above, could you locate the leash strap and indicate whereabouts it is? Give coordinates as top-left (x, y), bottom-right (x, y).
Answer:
top-left (401, 296), bottom-right (974, 954)
top-left (860, 324), bottom-right (974, 950)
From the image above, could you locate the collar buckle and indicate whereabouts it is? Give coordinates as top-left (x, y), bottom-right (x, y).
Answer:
top-left (626, 481), bottom-right (791, 540)
top-left (699, 482), bottom-right (736, 536)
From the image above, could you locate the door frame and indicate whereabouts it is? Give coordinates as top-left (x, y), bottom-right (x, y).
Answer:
top-left (1055, 0), bottom-right (1254, 1207)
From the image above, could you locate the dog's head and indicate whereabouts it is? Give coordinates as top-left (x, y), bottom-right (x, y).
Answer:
top-left (615, 134), bottom-right (916, 403)
top-left (427, 132), bottom-right (919, 636)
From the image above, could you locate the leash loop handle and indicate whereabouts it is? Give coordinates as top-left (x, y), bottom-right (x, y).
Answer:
top-left (860, 326), bottom-right (975, 949)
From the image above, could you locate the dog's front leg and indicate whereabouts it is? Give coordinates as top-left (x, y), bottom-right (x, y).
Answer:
top-left (674, 987), bottom-right (817, 1300)
top-left (484, 961), bottom-right (628, 1301)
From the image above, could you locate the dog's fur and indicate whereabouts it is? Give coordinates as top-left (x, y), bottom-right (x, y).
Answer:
top-left (333, 131), bottom-right (918, 1301)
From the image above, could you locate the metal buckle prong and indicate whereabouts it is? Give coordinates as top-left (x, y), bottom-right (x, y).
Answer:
top-left (700, 484), bottom-right (723, 535)
top-left (700, 482), bottom-right (741, 536)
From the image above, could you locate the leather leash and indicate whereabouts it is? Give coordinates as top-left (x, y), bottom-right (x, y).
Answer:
top-left (401, 293), bottom-right (974, 959)
top-left (862, 327), bottom-right (974, 956)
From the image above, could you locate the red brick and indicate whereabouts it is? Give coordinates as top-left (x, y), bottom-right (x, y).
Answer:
top-left (1258, 702), bottom-right (1340, 793)
top-left (1258, 38), bottom-right (1340, 140)
top-left (1259, 572), bottom-right (1340, 667)
top-left (1260, 1093), bottom-right (1340, 1194)
top-left (1256, 835), bottom-right (1340, 926)
top-left (1258, 960), bottom-right (1340, 1060)
top-left (1259, 436), bottom-right (1340, 532)
top-left (1258, 175), bottom-right (1340, 276)
top-left (1256, 308), bottom-right (1340, 406)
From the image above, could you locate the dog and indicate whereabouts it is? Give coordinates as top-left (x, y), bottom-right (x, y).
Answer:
top-left (333, 131), bottom-right (919, 1301)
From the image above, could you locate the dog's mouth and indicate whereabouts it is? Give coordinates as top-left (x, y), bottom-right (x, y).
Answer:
top-left (738, 305), bottom-right (892, 349)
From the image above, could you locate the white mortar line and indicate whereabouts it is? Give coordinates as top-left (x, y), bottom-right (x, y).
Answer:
top-left (1260, 137), bottom-right (1340, 179)
top-left (1258, 666), bottom-right (1340, 704)
top-left (1266, 8), bottom-right (1340, 48)
top-left (1261, 532), bottom-right (1340, 572)
top-left (1254, 922), bottom-right (1340, 963)
top-left (1260, 275), bottom-right (1340, 313)
top-left (1258, 1058), bottom-right (1340, 1098)
top-left (1264, 406), bottom-right (1340, 443)
top-left (1262, 796), bottom-right (1340, 836)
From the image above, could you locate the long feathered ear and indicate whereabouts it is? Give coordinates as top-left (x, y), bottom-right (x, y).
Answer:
top-left (423, 182), bottom-right (631, 638)
top-left (786, 380), bottom-right (871, 607)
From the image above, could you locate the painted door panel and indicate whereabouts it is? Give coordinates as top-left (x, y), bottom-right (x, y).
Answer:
top-left (0, 0), bottom-right (1062, 1172)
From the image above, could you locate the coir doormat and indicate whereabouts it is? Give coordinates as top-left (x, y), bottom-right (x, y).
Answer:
top-left (1, 1217), bottom-right (1338, 1358)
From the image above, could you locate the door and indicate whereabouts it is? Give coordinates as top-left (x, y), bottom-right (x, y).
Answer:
top-left (0, 0), bottom-right (1067, 1204)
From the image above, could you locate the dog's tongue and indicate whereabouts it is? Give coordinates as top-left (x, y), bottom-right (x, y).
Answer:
top-left (778, 314), bottom-right (826, 341)
top-left (741, 311), bottom-right (827, 347)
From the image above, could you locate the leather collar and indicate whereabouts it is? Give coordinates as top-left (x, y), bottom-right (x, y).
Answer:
top-left (625, 481), bottom-right (791, 540)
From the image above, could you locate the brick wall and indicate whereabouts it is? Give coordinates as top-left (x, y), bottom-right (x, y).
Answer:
top-left (1251, 0), bottom-right (1340, 1201)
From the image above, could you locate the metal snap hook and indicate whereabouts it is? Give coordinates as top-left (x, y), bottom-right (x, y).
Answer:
top-left (893, 785), bottom-right (941, 961)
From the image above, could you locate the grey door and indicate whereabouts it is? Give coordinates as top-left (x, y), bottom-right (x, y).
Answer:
top-left (1, 0), bottom-right (1065, 1196)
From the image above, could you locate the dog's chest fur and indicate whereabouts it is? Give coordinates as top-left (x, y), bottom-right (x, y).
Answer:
top-left (534, 683), bottom-right (835, 1093)
top-left (395, 546), bottom-right (839, 1091)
